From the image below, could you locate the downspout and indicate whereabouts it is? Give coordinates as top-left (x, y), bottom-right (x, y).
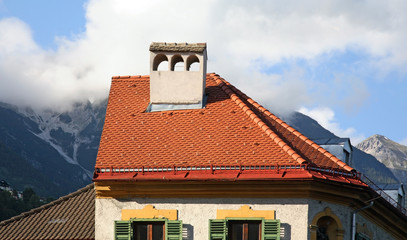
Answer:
top-left (351, 201), bottom-right (374, 240)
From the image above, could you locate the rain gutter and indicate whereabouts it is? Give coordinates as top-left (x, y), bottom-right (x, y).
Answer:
top-left (351, 201), bottom-right (374, 240)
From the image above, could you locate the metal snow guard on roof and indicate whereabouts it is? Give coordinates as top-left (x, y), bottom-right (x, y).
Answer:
top-left (94, 164), bottom-right (359, 179)
top-left (96, 164), bottom-right (306, 173)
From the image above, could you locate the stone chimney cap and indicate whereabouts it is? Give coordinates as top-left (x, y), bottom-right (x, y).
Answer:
top-left (150, 42), bottom-right (206, 53)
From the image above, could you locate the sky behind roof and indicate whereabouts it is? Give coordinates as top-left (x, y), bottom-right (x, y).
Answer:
top-left (0, 0), bottom-right (406, 145)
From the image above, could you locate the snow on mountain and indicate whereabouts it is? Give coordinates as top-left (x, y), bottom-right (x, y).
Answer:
top-left (18, 104), bottom-right (98, 177)
top-left (0, 100), bottom-right (106, 197)
top-left (18, 101), bottom-right (106, 176)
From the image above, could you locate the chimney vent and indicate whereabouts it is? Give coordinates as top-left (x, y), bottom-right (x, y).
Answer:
top-left (148, 42), bottom-right (207, 112)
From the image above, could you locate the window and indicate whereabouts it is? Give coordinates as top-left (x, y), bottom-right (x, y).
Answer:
top-left (134, 221), bottom-right (164, 240)
top-left (209, 218), bottom-right (280, 240)
top-left (152, 54), bottom-right (169, 71)
top-left (115, 218), bottom-right (182, 240)
top-left (186, 55), bottom-right (200, 71)
top-left (229, 220), bottom-right (261, 240)
top-left (171, 55), bottom-right (184, 71)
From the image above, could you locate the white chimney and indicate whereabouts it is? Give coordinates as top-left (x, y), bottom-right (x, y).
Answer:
top-left (148, 42), bottom-right (207, 111)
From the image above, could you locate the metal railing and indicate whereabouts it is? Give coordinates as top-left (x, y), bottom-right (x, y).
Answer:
top-left (360, 174), bottom-right (407, 216)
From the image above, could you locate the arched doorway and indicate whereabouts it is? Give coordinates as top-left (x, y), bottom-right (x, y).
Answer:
top-left (317, 216), bottom-right (338, 240)
top-left (311, 208), bottom-right (344, 240)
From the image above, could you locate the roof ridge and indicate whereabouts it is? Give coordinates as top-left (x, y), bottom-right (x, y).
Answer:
top-left (112, 75), bottom-right (149, 79)
top-left (209, 73), bottom-right (306, 165)
top-left (220, 77), bottom-right (354, 172)
top-left (0, 183), bottom-right (94, 226)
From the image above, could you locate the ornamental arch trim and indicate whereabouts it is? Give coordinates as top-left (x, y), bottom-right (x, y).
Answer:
top-left (152, 54), bottom-right (168, 71)
top-left (310, 207), bottom-right (344, 240)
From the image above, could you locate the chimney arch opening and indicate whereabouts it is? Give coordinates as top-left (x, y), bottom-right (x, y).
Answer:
top-left (171, 54), bottom-right (184, 71)
top-left (186, 55), bottom-right (200, 71)
top-left (153, 54), bottom-right (169, 71)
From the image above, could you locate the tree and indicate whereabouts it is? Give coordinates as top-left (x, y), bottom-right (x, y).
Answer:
top-left (22, 188), bottom-right (35, 203)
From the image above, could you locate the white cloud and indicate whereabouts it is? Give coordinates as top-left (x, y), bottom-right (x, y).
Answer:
top-left (0, 0), bottom-right (407, 111)
top-left (298, 106), bottom-right (365, 144)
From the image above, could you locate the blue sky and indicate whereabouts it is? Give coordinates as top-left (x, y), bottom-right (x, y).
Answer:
top-left (0, 0), bottom-right (406, 145)
top-left (0, 0), bottom-right (86, 49)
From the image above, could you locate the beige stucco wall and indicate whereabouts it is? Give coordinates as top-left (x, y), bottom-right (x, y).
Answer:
top-left (355, 214), bottom-right (395, 240)
top-left (307, 200), bottom-right (400, 240)
top-left (150, 70), bottom-right (204, 104)
top-left (308, 200), bottom-right (352, 240)
top-left (95, 198), bottom-right (309, 240)
top-left (149, 52), bottom-right (206, 104)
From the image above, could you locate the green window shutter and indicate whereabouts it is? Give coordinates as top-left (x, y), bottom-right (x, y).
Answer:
top-left (166, 220), bottom-right (183, 240)
top-left (114, 220), bottom-right (132, 240)
top-left (262, 219), bottom-right (280, 240)
top-left (209, 219), bottom-right (227, 240)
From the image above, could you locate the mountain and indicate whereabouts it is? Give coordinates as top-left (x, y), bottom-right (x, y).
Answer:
top-left (0, 100), bottom-right (107, 197)
top-left (282, 112), bottom-right (399, 184)
top-left (282, 111), bottom-right (338, 139)
top-left (357, 134), bottom-right (407, 185)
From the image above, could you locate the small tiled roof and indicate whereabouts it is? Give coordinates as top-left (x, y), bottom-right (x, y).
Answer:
top-left (149, 42), bottom-right (206, 53)
top-left (0, 184), bottom-right (95, 240)
top-left (94, 73), bottom-right (354, 180)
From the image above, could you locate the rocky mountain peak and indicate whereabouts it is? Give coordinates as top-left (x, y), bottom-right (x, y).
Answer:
top-left (357, 135), bottom-right (407, 169)
top-left (357, 134), bottom-right (407, 190)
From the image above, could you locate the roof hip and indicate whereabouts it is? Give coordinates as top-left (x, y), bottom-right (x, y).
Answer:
top-left (211, 73), bottom-right (353, 172)
top-left (211, 74), bottom-right (306, 165)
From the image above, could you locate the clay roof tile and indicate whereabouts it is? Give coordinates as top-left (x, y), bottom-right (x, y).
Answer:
top-left (0, 184), bottom-right (94, 240)
top-left (94, 73), bottom-right (355, 181)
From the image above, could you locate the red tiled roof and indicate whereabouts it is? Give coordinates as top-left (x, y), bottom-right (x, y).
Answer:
top-left (0, 184), bottom-right (94, 240)
top-left (94, 73), bottom-right (354, 180)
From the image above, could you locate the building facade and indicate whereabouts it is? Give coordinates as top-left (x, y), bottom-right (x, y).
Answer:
top-left (93, 43), bottom-right (407, 240)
